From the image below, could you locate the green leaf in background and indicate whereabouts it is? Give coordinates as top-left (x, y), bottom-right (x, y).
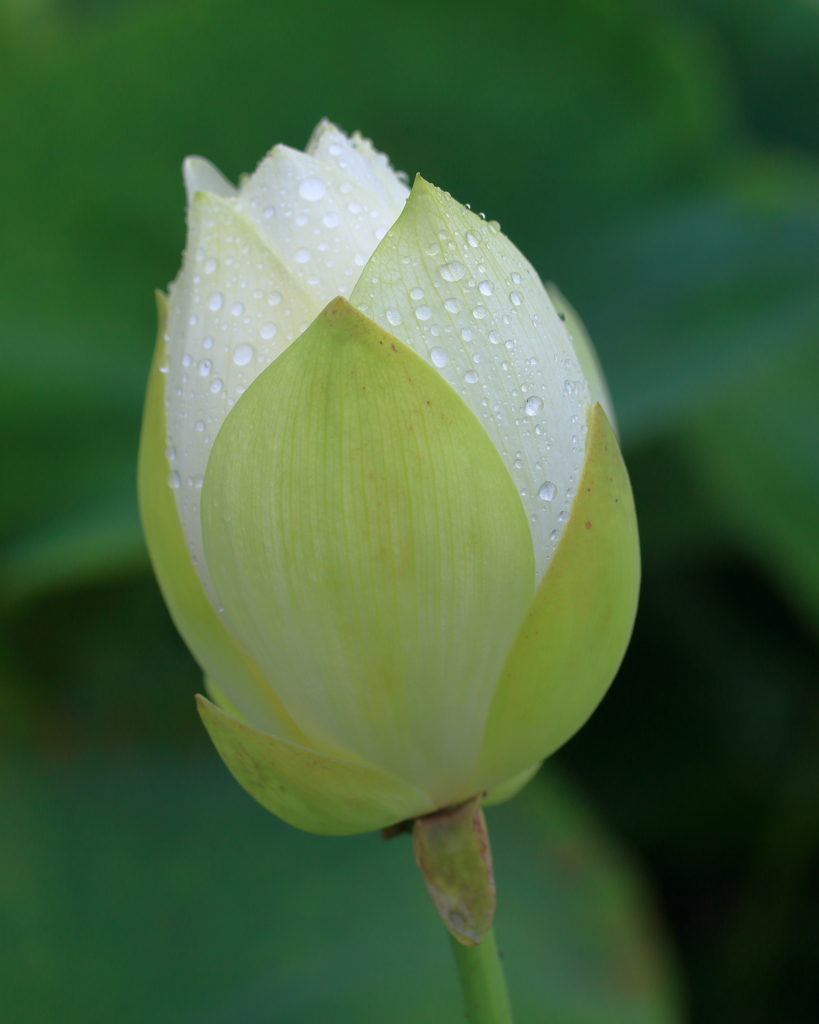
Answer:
top-left (0, 760), bottom-right (681, 1024)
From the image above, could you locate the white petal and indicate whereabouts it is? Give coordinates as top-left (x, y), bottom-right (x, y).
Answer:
top-left (306, 119), bottom-right (410, 207)
top-left (183, 156), bottom-right (237, 208)
top-left (350, 178), bottom-right (591, 583)
top-left (350, 131), bottom-right (412, 207)
top-left (233, 140), bottom-right (406, 307)
top-left (165, 192), bottom-right (318, 611)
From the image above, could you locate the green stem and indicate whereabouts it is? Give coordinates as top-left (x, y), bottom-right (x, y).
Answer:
top-left (449, 927), bottom-right (513, 1023)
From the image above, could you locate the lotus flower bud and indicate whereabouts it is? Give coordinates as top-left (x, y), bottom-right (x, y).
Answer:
top-left (138, 121), bottom-right (639, 836)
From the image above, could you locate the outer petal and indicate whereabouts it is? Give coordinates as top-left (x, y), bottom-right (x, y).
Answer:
top-left (481, 761), bottom-right (542, 808)
top-left (545, 283), bottom-right (618, 436)
top-left (201, 299), bottom-right (535, 803)
top-left (468, 404), bottom-right (640, 792)
top-left (137, 294), bottom-right (306, 742)
top-left (164, 191), bottom-right (318, 612)
top-left (197, 696), bottom-right (435, 835)
top-left (351, 176), bottom-right (591, 583)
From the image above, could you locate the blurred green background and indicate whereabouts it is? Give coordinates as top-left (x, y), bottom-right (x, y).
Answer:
top-left (1, 0), bottom-right (818, 1020)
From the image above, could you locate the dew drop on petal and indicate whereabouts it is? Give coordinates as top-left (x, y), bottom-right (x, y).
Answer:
top-left (479, 280), bottom-right (494, 296)
top-left (210, 378), bottom-right (223, 394)
top-left (199, 359), bottom-right (212, 377)
top-left (440, 261), bottom-right (465, 282)
top-left (489, 330), bottom-right (501, 344)
top-left (204, 258), bottom-right (217, 274)
top-left (444, 298), bottom-right (461, 313)
top-left (466, 231), bottom-right (480, 247)
top-left (386, 307), bottom-right (402, 326)
top-left (510, 291), bottom-right (522, 306)
top-left (415, 305), bottom-right (432, 321)
top-left (268, 292), bottom-right (282, 306)
top-left (322, 211), bottom-right (340, 228)
top-left (525, 395), bottom-right (544, 416)
top-left (260, 322), bottom-right (277, 339)
top-left (231, 302), bottom-right (244, 316)
top-left (298, 177), bottom-right (326, 201)
top-left (431, 347), bottom-right (449, 367)
top-left (410, 287), bottom-right (424, 300)
top-left (208, 292), bottom-right (223, 311)
top-left (233, 343), bottom-right (254, 366)
top-left (472, 306), bottom-right (487, 319)
top-left (465, 370), bottom-right (479, 383)
top-left (539, 481), bottom-right (556, 501)
top-left (295, 248), bottom-right (311, 263)
top-left (167, 470), bottom-right (181, 489)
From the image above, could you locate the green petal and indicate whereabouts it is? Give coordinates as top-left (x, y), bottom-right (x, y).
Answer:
top-left (201, 298), bottom-right (535, 804)
top-left (469, 404), bottom-right (640, 791)
top-left (137, 295), bottom-right (307, 743)
top-left (545, 282), bottom-right (618, 436)
top-left (350, 176), bottom-right (590, 584)
top-left (481, 762), bottom-right (542, 808)
top-left (197, 696), bottom-right (435, 835)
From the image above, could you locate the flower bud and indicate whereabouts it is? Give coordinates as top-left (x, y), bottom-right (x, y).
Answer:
top-left (138, 121), bottom-right (639, 835)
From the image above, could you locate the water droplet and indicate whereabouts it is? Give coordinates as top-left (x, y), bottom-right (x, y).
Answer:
top-left (410, 287), bottom-right (424, 300)
top-left (564, 380), bottom-right (576, 394)
top-left (299, 177), bottom-right (326, 201)
top-left (440, 261), bottom-right (465, 282)
top-left (322, 211), bottom-right (340, 228)
top-left (263, 205), bottom-right (274, 218)
top-left (539, 482), bottom-right (556, 501)
top-left (415, 305), bottom-right (432, 321)
top-left (461, 328), bottom-right (473, 341)
top-left (268, 292), bottom-right (282, 306)
top-left (210, 378), bottom-right (223, 394)
top-left (386, 308), bottom-right (402, 326)
top-left (203, 336), bottom-right (213, 349)
top-left (375, 226), bottom-right (387, 240)
top-left (466, 231), bottom-right (480, 247)
top-left (181, 354), bottom-right (192, 368)
top-left (511, 272), bottom-right (521, 284)
top-left (558, 510), bottom-right (570, 522)
top-left (550, 529), bottom-right (560, 542)
top-left (195, 474), bottom-right (204, 488)
top-left (465, 370), bottom-right (479, 383)
top-left (488, 330), bottom-right (501, 345)
top-left (472, 305), bottom-right (487, 319)
top-left (260, 322), bottom-right (277, 339)
top-left (348, 201), bottom-right (362, 214)
top-left (295, 248), bottom-right (311, 263)
top-left (444, 298), bottom-right (461, 313)
top-left (196, 420), bottom-right (205, 432)
top-left (208, 292), bottom-right (223, 311)
top-left (204, 258), bottom-right (217, 274)
top-left (525, 395), bottom-right (543, 416)
top-left (479, 280), bottom-right (494, 296)
top-left (510, 292), bottom-right (521, 306)
top-left (514, 459), bottom-right (524, 469)
top-left (431, 347), bottom-right (449, 367)
top-left (354, 251), bottom-right (367, 266)
top-left (233, 343), bottom-right (254, 366)
top-left (165, 445), bottom-right (176, 461)
top-left (231, 302), bottom-right (244, 316)
top-left (199, 359), bottom-right (212, 376)
top-left (167, 470), bottom-right (181, 489)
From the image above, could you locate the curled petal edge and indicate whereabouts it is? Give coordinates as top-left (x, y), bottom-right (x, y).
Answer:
top-left (197, 695), bottom-right (437, 835)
